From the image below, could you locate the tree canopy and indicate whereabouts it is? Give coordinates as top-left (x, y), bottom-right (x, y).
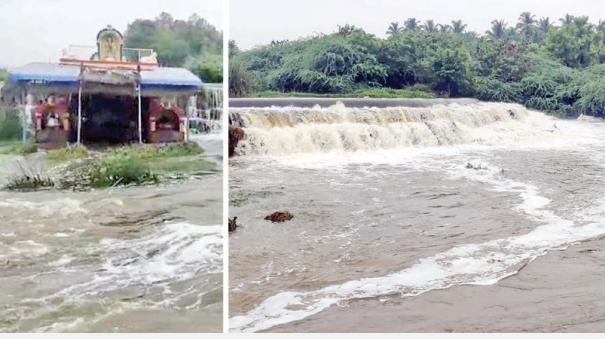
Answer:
top-left (124, 12), bottom-right (223, 82)
top-left (231, 12), bottom-right (605, 117)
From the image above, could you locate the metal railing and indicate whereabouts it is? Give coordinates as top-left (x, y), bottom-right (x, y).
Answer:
top-left (62, 45), bottom-right (155, 63)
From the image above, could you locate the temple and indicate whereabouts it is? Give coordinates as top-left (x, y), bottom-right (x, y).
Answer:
top-left (3, 25), bottom-right (203, 145)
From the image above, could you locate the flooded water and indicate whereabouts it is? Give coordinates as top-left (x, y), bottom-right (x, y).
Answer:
top-left (229, 100), bottom-right (605, 332)
top-left (0, 135), bottom-right (223, 332)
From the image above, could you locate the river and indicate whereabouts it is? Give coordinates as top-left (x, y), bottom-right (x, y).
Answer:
top-left (228, 99), bottom-right (605, 332)
top-left (0, 134), bottom-right (223, 332)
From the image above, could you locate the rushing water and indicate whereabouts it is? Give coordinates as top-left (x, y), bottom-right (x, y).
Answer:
top-left (229, 100), bottom-right (605, 332)
top-left (0, 135), bottom-right (223, 332)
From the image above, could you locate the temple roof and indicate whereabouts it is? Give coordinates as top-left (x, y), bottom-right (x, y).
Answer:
top-left (7, 62), bottom-right (203, 90)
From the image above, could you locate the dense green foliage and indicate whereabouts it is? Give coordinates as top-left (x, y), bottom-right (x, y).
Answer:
top-left (124, 12), bottom-right (223, 82)
top-left (232, 14), bottom-right (605, 117)
top-left (0, 107), bottom-right (22, 140)
top-left (0, 68), bottom-right (7, 82)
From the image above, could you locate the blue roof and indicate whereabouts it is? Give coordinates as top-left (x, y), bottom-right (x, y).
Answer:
top-left (8, 62), bottom-right (202, 89)
top-left (140, 67), bottom-right (202, 88)
top-left (8, 63), bottom-right (79, 83)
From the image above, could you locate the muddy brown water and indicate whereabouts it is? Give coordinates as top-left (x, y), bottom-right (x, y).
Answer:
top-left (0, 134), bottom-right (223, 332)
top-left (229, 101), bottom-right (605, 332)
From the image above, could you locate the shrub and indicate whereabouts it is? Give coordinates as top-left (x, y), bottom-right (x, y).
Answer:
top-left (47, 145), bottom-right (89, 162)
top-left (0, 107), bottom-right (23, 141)
top-left (90, 155), bottom-right (159, 188)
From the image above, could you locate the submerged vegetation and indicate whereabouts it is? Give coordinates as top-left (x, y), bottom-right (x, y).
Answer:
top-left (231, 13), bottom-right (605, 117)
top-left (3, 142), bottom-right (214, 191)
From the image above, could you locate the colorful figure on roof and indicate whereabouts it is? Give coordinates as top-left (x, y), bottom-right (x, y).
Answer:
top-left (97, 25), bottom-right (123, 61)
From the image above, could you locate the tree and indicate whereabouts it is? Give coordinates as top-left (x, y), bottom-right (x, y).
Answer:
top-left (486, 20), bottom-right (508, 40)
top-left (124, 12), bottom-right (222, 80)
top-left (598, 20), bottom-right (605, 44)
top-left (438, 24), bottom-right (452, 33)
top-left (536, 17), bottom-right (552, 43)
top-left (451, 20), bottom-right (467, 34)
top-left (517, 12), bottom-right (536, 41)
top-left (423, 20), bottom-right (438, 33)
top-left (545, 16), bottom-right (598, 67)
top-left (426, 46), bottom-right (473, 96)
top-left (386, 22), bottom-right (403, 37)
top-left (229, 62), bottom-right (250, 97)
top-left (404, 18), bottom-right (419, 31)
top-left (560, 14), bottom-right (574, 25)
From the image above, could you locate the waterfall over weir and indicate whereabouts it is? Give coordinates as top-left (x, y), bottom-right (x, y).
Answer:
top-left (229, 99), bottom-right (540, 156)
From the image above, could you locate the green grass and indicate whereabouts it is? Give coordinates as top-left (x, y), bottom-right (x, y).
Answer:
top-left (5, 173), bottom-right (54, 191)
top-left (108, 142), bottom-right (203, 159)
top-left (47, 146), bottom-right (89, 163)
top-left (248, 87), bottom-right (436, 99)
top-left (78, 142), bottom-right (209, 188)
top-left (1, 141), bottom-right (212, 190)
top-left (145, 156), bottom-right (215, 175)
top-left (0, 141), bottom-right (38, 155)
top-left (89, 155), bottom-right (160, 188)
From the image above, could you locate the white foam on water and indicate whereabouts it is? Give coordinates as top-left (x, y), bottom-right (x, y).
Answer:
top-left (0, 198), bottom-right (88, 218)
top-left (229, 159), bottom-right (605, 332)
top-left (232, 101), bottom-right (605, 159)
top-left (7, 222), bottom-right (222, 332)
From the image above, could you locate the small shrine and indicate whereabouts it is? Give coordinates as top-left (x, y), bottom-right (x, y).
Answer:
top-left (5, 26), bottom-right (202, 146)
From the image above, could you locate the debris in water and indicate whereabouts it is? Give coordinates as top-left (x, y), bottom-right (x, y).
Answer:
top-left (466, 160), bottom-right (488, 170)
top-left (229, 216), bottom-right (239, 232)
top-left (229, 126), bottom-right (245, 157)
top-left (264, 211), bottom-right (294, 223)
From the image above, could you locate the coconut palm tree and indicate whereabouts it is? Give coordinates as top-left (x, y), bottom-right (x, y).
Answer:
top-left (572, 16), bottom-right (591, 31)
top-left (404, 18), bottom-right (419, 31)
top-left (386, 22), bottom-right (403, 37)
top-left (535, 17), bottom-right (552, 43)
top-left (517, 11), bottom-right (536, 41)
top-left (438, 24), bottom-right (452, 33)
top-left (560, 13), bottom-right (574, 25)
top-left (423, 19), bottom-right (437, 33)
top-left (538, 17), bottom-right (552, 33)
top-left (451, 20), bottom-right (467, 34)
top-left (486, 20), bottom-right (508, 39)
top-left (598, 20), bottom-right (605, 43)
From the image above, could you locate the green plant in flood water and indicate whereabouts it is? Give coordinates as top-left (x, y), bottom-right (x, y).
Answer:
top-left (47, 145), bottom-right (89, 163)
top-left (4, 161), bottom-right (53, 191)
top-left (0, 141), bottom-right (38, 155)
top-left (5, 173), bottom-right (54, 191)
top-left (0, 107), bottom-right (23, 141)
top-left (89, 155), bottom-right (159, 188)
top-left (109, 142), bottom-right (203, 159)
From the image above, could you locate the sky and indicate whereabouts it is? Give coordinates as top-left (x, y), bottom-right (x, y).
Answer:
top-left (0, 0), bottom-right (222, 67)
top-left (231, 0), bottom-right (605, 50)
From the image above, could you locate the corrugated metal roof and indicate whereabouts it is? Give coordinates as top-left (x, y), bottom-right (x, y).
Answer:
top-left (8, 63), bottom-right (79, 83)
top-left (8, 62), bottom-right (203, 89)
top-left (140, 67), bottom-right (202, 88)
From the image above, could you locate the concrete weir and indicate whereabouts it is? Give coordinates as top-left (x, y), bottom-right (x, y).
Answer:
top-left (229, 97), bottom-right (479, 108)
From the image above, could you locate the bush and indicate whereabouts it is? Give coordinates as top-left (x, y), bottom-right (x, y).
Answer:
top-left (109, 142), bottom-right (202, 159)
top-left (0, 141), bottom-right (38, 155)
top-left (575, 78), bottom-right (605, 117)
top-left (47, 146), bottom-right (89, 162)
top-left (0, 107), bottom-right (23, 141)
top-left (474, 76), bottom-right (521, 102)
top-left (90, 155), bottom-right (159, 188)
